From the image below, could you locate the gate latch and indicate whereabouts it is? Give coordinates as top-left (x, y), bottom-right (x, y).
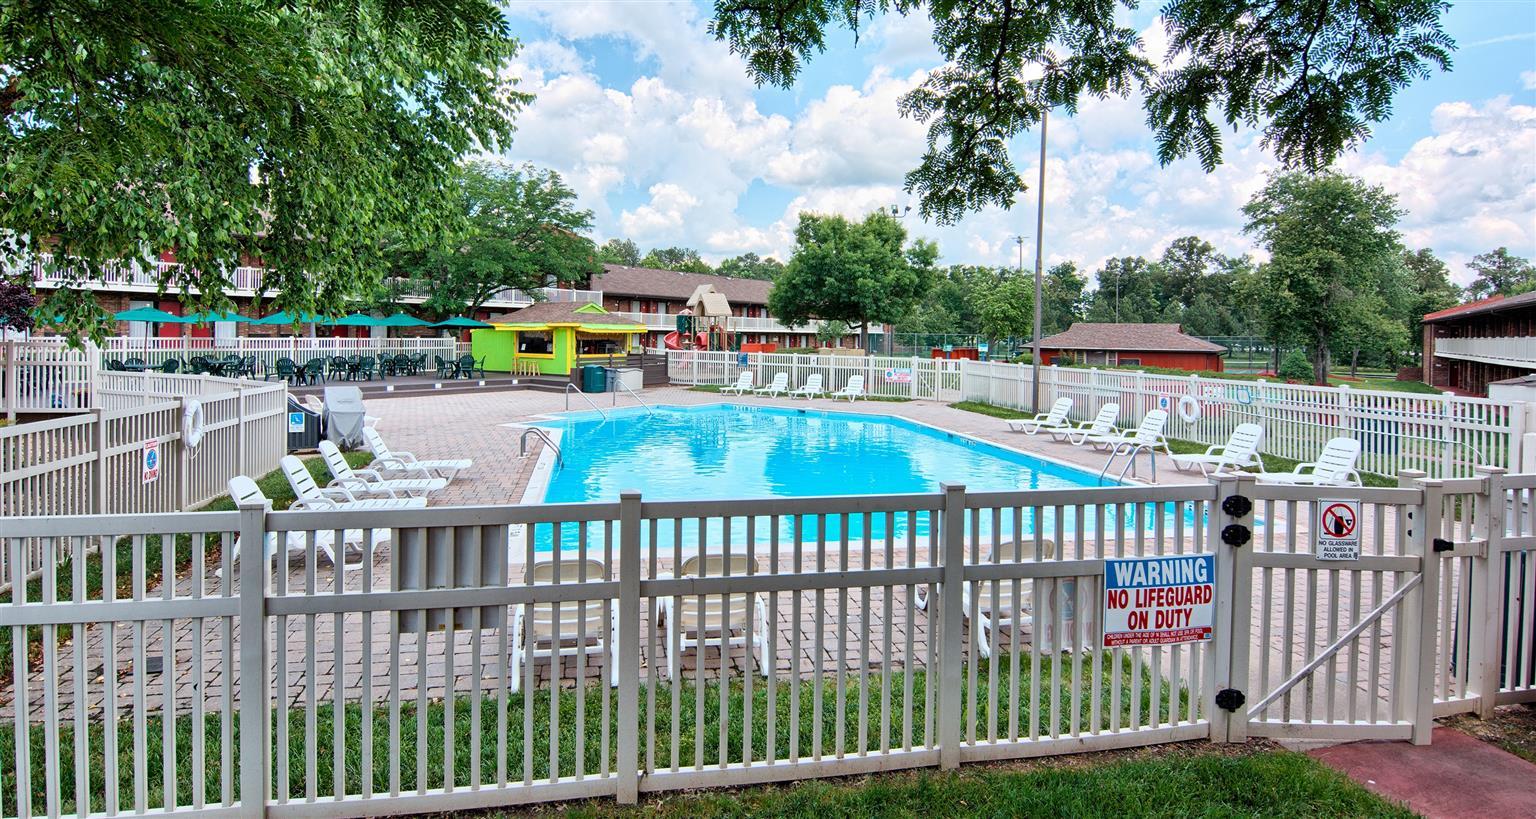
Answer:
top-left (1432, 537), bottom-right (1455, 553)
top-left (1215, 688), bottom-right (1246, 712)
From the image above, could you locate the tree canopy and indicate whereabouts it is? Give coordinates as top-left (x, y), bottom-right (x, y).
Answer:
top-left (1465, 248), bottom-right (1536, 299)
top-left (770, 211), bottom-right (938, 344)
top-left (973, 272), bottom-right (1034, 352)
top-left (1241, 171), bottom-right (1405, 383)
top-left (388, 162), bottom-right (598, 317)
top-left (596, 238), bottom-right (642, 267)
top-left (1, 0), bottom-right (525, 338)
top-left (716, 252), bottom-right (786, 281)
top-left (640, 247), bottom-right (713, 274)
top-left (710, 0), bottom-right (1454, 223)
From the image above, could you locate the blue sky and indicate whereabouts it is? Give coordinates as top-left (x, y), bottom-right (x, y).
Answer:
top-left (498, 1), bottom-right (1536, 286)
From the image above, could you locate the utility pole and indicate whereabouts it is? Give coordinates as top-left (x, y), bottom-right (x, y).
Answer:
top-left (1031, 110), bottom-right (1047, 412)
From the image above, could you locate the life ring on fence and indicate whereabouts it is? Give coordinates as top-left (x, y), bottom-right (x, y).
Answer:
top-left (182, 399), bottom-right (206, 448)
top-left (1177, 394), bottom-right (1201, 424)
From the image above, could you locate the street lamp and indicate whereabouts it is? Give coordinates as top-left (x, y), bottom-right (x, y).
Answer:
top-left (889, 204), bottom-right (911, 219)
top-left (1030, 111), bottom-right (1047, 412)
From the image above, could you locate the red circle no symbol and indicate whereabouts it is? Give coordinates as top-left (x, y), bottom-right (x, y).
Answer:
top-left (1322, 503), bottom-right (1356, 538)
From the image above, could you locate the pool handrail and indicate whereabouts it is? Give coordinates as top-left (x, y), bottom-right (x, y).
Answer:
top-left (564, 382), bottom-right (609, 420)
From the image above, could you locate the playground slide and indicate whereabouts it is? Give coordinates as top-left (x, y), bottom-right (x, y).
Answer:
top-left (663, 331), bottom-right (708, 350)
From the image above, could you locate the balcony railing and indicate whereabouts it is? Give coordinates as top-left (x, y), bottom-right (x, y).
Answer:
top-left (605, 309), bottom-right (815, 335)
top-left (25, 253), bottom-right (271, 294)
top-left (1434, 336), bottom-right (1536, 369)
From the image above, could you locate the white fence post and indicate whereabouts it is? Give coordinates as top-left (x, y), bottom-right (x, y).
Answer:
top-left (936, 483), bottom-right (965, 768)
top-left (1471, 465), bottom-right (1507, 719)
top-left (92, 407), bottom-right (108, 514)
top-left (1208, 472), bottom-right (1254, 743)
top-left (616, 490), bottom-right (642, 803)
top-left (1406, 475), bottom-right (1442, 745)
top-left (236, 496), bottom-right (270, 817)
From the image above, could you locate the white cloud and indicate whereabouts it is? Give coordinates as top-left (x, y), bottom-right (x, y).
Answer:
top-left (1523, 70), bottom-right (1536, 91)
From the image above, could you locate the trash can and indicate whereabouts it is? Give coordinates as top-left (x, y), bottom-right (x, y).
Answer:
top-left (617, 368), bottom-right (643, 392)
top-left (285, 397), bottom-right (322, 452)
top-left (581, 364), bottom-right (607, 394)
top-left (323, 386), bottom-right (368, 449)
top-left (604, 367), bottom-right (620, 392)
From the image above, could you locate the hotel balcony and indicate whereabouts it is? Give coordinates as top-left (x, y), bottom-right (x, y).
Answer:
top-left (1433, 336), bottom-right (1536, 369)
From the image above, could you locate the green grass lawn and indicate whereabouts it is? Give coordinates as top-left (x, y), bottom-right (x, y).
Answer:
top-left (688, 385), bottom-right (912, 402)
top-left (505, 746), bottom-right (1411, 818)
top-left (949, 401), bottom-right (1397, 488)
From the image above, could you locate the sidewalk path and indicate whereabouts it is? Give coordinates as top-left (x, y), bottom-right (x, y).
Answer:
top-left (1309, 727), bottom-right (1536, 818)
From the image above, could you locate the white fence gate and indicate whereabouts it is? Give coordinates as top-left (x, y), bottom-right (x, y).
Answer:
top-left (1, 471), bottom-right (1531, 816)
top-left (669, 350), bottom-right (963, 401)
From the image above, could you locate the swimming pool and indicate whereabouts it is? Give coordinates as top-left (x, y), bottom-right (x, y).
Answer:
top-left (522, 404), bottom-right (1197, 551)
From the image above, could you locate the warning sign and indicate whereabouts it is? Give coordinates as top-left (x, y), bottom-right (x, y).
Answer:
top-left (288, 411), bottom-right (306, 433)
top-left (1315, 499), bottom-right (1361, 561)
top-left (142, 439), bottom-right (160, 484)
top-left (1102, 554), bottom-right (1216, 647)
top-left (885, 368), bottom-right (912, 384)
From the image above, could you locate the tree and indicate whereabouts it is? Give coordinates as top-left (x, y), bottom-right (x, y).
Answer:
top-left (1085, 257), bottom-right (1161, 323)
top-left (1041, 262), bottom-right (1087, 334)
top-left (596, 239), bottom-right (641, 266)
top-left (393, 162), bottom-right (597, 316)
top-left (711, 1), bottom-right (1453, 223)
top-left (973, 273), bottom-right (1034, 352)
top-left (1242, 172), bottom-right (1405, 384)
top-left (1, 0), bottom-right (525, 339)
top-left (769, 211), bottom-right (938, 347)
top-left (0, 281), bottom-right (35, 334)
top-left (716, 253), bottom-right (786, 281)
top-left (895, 264), bottom-right (989, 335)
top-left (1400, 248), bottom-right (1462, 360)
top-left (1277, 349), bottom-right (1313, 382)
top-left (1466, 248), bottom-right (1536, 299)
top-left (640, 247), bottom-right (713, 274)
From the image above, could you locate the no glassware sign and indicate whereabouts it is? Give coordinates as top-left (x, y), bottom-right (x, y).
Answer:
top-left (1102, 554), bottom-right (1215, 647)
top-left (1315, 499), bottom-right (1361, 561)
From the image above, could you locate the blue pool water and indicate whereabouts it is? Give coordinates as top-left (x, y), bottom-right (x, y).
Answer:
top-left (524, 404), bottom-right (1200, 551)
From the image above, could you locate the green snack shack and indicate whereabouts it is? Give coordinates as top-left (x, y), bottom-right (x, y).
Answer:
top-left (471, 302), bottom-right (647, 375)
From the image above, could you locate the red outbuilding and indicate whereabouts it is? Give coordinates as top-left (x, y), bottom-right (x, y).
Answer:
top-left (1036, 323), bottom-right (1226, 371)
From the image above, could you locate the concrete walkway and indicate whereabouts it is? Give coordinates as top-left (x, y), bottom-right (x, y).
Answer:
top-left (1309, 726), bottom-right (1536, 818)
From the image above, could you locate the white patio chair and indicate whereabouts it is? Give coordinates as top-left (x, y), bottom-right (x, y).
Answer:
top-left (510, 557), bottom-right (618, 691)
top-left (1051, 403), bottom-right (1120, 446)
top-left (751, 373), bottom-right (789, 397)
top-left (830, 375), bottom-right (866, 401)
top-left (657, 552), bottom-right (771, 679)
top-left (319, 440), bottom-right (447, 498)
top-left (789, 373), bottom-right (824, 399)
top-left (363, 427), bottom-right (471, 482)
top-left (1254, 437), bottom-right (1363, 486)
top-left (1170, 423), bottom-right (1265, 476)
top-left (1084, 409), bottom-right (1172, 455)
top-left (280, 455), bottom-right (427, 512)
top-left (224, 476), bottom-right (391, 571)
top-left (1008, 397), bottom-right (1073, 434)
top-left (965, 539), bottom-right (1058, 657)
top-left (719, 371), bottom-right (754, 396)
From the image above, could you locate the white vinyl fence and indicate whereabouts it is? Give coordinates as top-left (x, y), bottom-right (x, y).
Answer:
top-left (668, 350), bottom-right (963, 401)
top-left (0, 341), bottom-right (97, 415)
top-left (0, 472), bottom-right (1529, 816)
top-left (962, 361), bottom-right (1530, 479)
top-left (93, 336), bottom-right (461, 377)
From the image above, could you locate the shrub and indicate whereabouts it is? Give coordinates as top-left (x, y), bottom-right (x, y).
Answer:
top-left (1277, 349), bottom-right (1313, 382)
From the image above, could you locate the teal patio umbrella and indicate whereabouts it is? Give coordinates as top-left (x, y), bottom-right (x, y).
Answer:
top-left (379, 312), bottom-right (429, 328)
top-left (113, 306), bottom-right (186, 324)
top-left (251, 310), bottom-right (322, 325)
top-left (431, 316), bottom-right (492, 329)
top-left (326, 313), bottom-right (386, 327)
top-left (181, 310), bottom-right (250, 324)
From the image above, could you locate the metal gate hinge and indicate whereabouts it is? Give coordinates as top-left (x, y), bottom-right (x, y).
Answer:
top-left (1221, 524), bottom-right (1251, 547)
top-left (1432, 537), bottom-right (1455, 553)
top-left (1221, 494), bottom-right (1252, 518)
top-left (1215, 688), bottom-right (1245, 712)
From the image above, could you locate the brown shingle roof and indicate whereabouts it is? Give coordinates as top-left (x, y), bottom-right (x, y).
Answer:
top-left (592, 264), bottom-right (774, 305)
top-left (484, 301), bottom-right (643, 327)
top-left (1037, 323), bottom-right (1226, 353)
top-left (1423, 290), bottom-right (1536, 323)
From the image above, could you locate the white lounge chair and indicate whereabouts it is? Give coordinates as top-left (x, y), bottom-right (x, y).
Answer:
top-left (1051, 403), bottom-right (1120, 446)
top-left (657, 553), bottom-right (771, 679)
top-left (1254, 437), bottom-right (1363, 486)
top-left (225, 476), bottom-right (391, 570)
top-left (789, 374), bottom-right (824, 399)
top-left (364, 427), bottom-right (471, 482)
top-left (1008, 397), bottom-right (1073, 434)
top-left (280, 455), bottom-right (427, 511)
top-left (752, 373), bottom-right (789, 397)
top-left (1170, 423), bottom-right (1265, 476)
top-left (510, 557), bottom-right (618, 691)
top-left (965, 539), bottom-right (1058, 657)
top-left (1084, 409), bottom-right (1171, 455)
top-left (720, 371), bottom-right (754, 396)
top-left (319, 440), bottom-right (447, 498)
top-left (830, 375), bottom-right (866, 402)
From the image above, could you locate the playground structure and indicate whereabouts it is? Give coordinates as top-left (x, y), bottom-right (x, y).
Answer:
top-left (664, 284), bottom-right (738, 352)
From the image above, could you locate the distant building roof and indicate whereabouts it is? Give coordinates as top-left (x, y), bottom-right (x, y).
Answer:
top-left (1423, 290), bottom-right (1536, 323)
top-left (484, 301), bottom-right (645, 331)
top-left (1036, 323), bottom-right (1227, 353)
top-left (592, 264), bottom-right (774, 305)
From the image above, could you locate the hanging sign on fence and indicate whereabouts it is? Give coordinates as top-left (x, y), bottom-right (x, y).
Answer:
top-left (288, 411), bottom-right (306, 433)
top-left (1315, 499), bottom-right (1361, 560)
top-left (142, 439), bottom-right (160, 484)
top-left (1102, 554), bottom-right (1215, 647)
top-left (885, 368), bottom-right (912, 384)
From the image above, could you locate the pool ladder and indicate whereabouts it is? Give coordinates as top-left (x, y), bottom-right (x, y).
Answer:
top-left (564, 383), bottom-right (608, 420)
top-left (612, 378), bottom-right (655, 416)
top-left (1098, 440), bottom-right (1159, 485)
top-left (520, 427), bottom-right (563, 469)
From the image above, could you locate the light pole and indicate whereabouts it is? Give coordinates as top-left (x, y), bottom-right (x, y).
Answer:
top-left (887, 204), bottom-right (912, 355)
top-left (1031, 110), bottom-right (1047, 413)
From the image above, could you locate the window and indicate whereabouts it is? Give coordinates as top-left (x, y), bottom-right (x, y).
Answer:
top-left (1119, 357), bottom-right (1141, 367)
top-left (1085, 350), bottom-right (1109, 365)
top-left (577, 333), bottom-right (622, 355)
top-left (517, 331), bottom-right (552, 354)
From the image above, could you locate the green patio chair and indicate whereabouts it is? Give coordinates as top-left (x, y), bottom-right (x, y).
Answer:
top-left (302, 359), bottom-right (326, 385)
top-left (457, 354), bottom-right (485, 379)
top-left (238, 356), bottom-right (257, 378)
top-left (355, 356), bottom-right (377, 381)
top-left (434, 355), bottom-right (452, 379)
top-left (268, 357), bottom-right (296, 382)
top-left (159, 358), bottom-right (180, 373)
top-left (328, 356), bottom-right (348, 381)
